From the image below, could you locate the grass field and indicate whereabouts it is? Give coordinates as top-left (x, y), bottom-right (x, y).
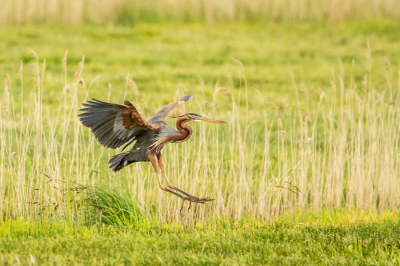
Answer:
top-left (1, 210), bottom-right (399, 265)
top-left (1, 18), bottom-right (400, 264)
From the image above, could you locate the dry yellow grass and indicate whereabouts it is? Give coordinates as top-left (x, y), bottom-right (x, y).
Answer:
top-left (1, 50), bottom-right (399, 223)
top-left (1, 0), bottom-right (400, 25)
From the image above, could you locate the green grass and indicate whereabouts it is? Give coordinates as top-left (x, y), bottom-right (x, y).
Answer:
top-left (1, 211), bottom-right (399, 265)
top-left (70, 185), bottom-right (144, 226)
top-left (2, 20), bottom-right (400, 264)
top-left (1, 19), bottom-right (400, 110)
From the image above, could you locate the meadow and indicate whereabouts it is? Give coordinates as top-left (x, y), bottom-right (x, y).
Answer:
top-left (1, 14), bottom-right (400, 265)
top-left (1, 211), bottom-right (399, 265)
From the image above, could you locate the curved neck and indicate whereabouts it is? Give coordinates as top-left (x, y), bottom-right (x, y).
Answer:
top-left (173, 117), bottom-right (192, 143)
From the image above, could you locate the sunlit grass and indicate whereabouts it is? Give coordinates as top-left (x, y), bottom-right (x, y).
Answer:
top-left (70, 184), bottom-right (144, 226)
top-left (1, 20), bottom-right (400, 265)
top-left (2, 0), bottom-right (400, 25)
top-left (1, 45), bottom-right (400, 223)
top-left (0, 211), bottom-right (399, 265)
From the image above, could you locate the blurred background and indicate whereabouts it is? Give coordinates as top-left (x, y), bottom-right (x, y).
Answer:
top-left (2, 0), bottom-right (400, 24)
top-left (1, 0), bottom-right (400, 105)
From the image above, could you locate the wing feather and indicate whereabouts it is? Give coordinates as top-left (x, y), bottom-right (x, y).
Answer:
top-left (147, 95), bottom-right (192, 124)
top-left (79, 98), bottom-right (154, 149)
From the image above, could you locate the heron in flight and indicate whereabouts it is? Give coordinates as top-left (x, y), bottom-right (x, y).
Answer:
top-left (79, 95), bottom-right (226, 209)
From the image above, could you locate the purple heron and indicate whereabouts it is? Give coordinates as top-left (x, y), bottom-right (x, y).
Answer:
top-left (79, 95), bottom-right (226, 208)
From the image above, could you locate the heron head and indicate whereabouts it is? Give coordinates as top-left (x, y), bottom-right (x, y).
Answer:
top-left (178, 113), bottom-right (227, 124)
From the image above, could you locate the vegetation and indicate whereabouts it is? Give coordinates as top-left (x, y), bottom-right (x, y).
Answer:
top-left (1, 210), bottom-right (399, 265)
top-left (0, 7), bottom-right (400, 264)
top-left (70, 185), bottom-right (144, 226)
top-left (2, 0), bottom-right (400, 25)
top-left (1, 21), bottom-right (400, 221)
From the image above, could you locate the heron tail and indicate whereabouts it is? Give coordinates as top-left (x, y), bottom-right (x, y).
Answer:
top-left (109, 151), bottom-right (131, 172)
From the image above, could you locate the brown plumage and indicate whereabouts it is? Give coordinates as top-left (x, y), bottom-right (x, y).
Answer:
top-left (79, 95), bottom-right (226, 209)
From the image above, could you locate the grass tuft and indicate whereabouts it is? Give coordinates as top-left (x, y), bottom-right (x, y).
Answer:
top-left (71, 185), bottom-right (143, 226)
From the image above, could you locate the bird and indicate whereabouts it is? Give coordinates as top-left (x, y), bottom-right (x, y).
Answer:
top-left (78, 94), bottom-right (226, 210)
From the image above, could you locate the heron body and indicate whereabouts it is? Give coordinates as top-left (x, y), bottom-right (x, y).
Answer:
top-left (109, 117), bottom-right (193, 171)
top-left (79, 95), bottom-right (226, 208)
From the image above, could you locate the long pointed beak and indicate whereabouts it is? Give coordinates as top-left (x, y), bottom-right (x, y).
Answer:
top-left (196, 116), bottom-right (227, 124)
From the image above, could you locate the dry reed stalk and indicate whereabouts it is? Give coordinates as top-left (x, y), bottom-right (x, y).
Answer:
top-left (1, 51), bottom-right (400, 224)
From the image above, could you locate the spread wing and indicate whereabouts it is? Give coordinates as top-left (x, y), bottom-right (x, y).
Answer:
top-left (79, 98), bottom-right (154, 149)
top-left (147, 94), bottom-right (192, 124)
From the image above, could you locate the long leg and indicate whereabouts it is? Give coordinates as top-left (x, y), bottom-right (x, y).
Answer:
top-left (156, 153), bottom-right (174, 188)
top-left (150, 153), bottom-right (203, 203)
top-left (157, 153), bottom-right (214, 203)
top-left (149, 153), bottom-right (191, 200)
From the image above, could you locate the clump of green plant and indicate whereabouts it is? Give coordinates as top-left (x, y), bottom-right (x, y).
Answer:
top-left (71, 185), bottom-right (143, 226)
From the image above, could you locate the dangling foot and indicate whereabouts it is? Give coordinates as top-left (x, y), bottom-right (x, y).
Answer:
top-left (167, 186), bottom-right (214, 203)
top-left (165, 187), bottom-right (214, 203)
top-left (178, 196), bottom-right (214, 214)
top-left (163, 188), bottom-right (214, 214)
